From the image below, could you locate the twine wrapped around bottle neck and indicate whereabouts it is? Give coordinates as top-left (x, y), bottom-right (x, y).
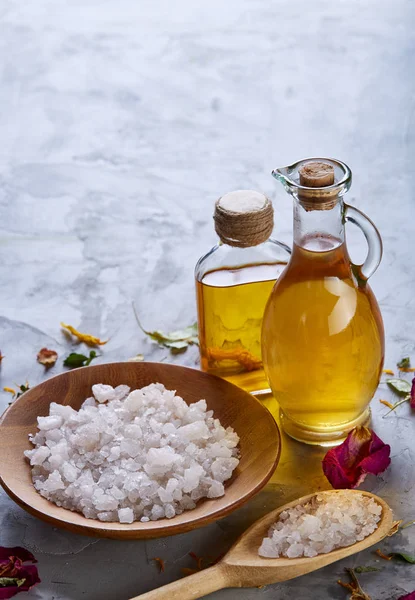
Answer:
top-left (214, 190), bottom-right (274, 248)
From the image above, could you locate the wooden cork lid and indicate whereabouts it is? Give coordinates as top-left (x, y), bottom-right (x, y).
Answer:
top-left (298, 161), bottom-right (337, 210)
top-left (214, 190), bottom-right (274, 247)
top-left (299, 162), bottom-right (335, 188)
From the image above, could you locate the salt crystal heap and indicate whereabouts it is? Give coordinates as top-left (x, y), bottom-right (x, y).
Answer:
top-left (25, 383), bottom-right (240, 523)
top-left (259, 492), bottom-right (382, 558)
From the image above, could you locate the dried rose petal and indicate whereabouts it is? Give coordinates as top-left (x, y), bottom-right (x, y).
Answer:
top-left (37, 348), bottom-right (58, 368)
top-left (397, 593), bottom-right (415, 600)
top-left (322, 426), bottom-right (391, 489)
top-left (0, 548), bottom-right (36, 564)
top-left (410, 377), bottom-right (415, 410)
top-left (0, 547), bottom-right (40, 599)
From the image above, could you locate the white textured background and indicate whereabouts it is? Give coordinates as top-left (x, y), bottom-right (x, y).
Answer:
top-left (0, 1), bottom-right (414, 598)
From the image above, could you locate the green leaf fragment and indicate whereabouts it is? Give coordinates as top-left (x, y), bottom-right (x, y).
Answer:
top-left (16, 383), bottom-right (30, 399)
top-left (144, 325), bottom-right (198, 347)
top-left (386, 379), bottom-right (411, 396)
top-left (64, 351), bottom-right (97, 368)
top-left (354, 566), bottom-right (381, 573)
top-left (390, 552), bottom-right (415, 563)
top-left (397, 357), bottom-right (411, 369)
top-left (0, 577), bottom-right (26, 587)
top-left (85, 350), bottom-right (97, 366)
top-left (132, 304), bottom-right (198, 353)
top-left (163, 324), bottom-right (198, 342)
top-left (167, 341), bottom-right (189, 354)
top-left (63, 353), bottom-right (87, 368)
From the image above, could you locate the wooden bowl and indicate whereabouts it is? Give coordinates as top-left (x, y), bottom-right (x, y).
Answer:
top-left (0, 362), bottom-right (280, 539)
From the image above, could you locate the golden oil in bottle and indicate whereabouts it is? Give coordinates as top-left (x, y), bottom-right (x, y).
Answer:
top-left (197, 262), bottom-right (287, 394)
top-left (262, 242), bottom-right (384, 434)
top-left (195, 189), bottom-right (290, 395)
top-left (263, 158), bottom-right (385, 445)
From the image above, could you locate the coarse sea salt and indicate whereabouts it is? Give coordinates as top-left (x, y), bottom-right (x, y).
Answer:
top-left (258, 492), bottom-right (382, 558)
top-left (25, 383), bottom-right (240, 523)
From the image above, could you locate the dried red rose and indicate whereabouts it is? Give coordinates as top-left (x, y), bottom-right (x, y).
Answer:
top-left (37, 348), bottom-right (58, 368)
top-left (322, 426), bottom-right (391, 489)
top-left (0, 547), bottom-right (40, 599)
top-left (410, 377), bottom-right (415, 410)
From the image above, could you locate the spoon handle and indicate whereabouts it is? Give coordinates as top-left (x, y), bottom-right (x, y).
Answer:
top-left (129, 564), bottom-right (232, 600)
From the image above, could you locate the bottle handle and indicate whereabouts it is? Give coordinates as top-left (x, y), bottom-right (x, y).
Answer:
top-left (344, 204), bottom-right (383, 281)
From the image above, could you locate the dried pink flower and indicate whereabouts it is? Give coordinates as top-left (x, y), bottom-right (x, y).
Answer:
top-left (322, 426), bottom-right (391, 489)
top-left (0, 547), bottom-right (40, 599)
top-left (410, 377), bottom-right (415, 410)
top-left (37, 347), bottom-right (58, 368)
top-left (397, 593), bottom-right (415, 600)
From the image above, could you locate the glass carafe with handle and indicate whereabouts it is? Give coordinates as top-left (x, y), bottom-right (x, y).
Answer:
top-left (262, 158), bottom-right (384, 446)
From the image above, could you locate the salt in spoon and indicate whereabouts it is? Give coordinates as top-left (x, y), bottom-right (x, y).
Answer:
top-left (130, 489), bottom-right (393, 600)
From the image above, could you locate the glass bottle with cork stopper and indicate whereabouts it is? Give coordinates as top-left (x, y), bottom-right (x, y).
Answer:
top-left (262, 158), bottom-right (384, 445)
top-left (195, 190), bottom-right (290, 396)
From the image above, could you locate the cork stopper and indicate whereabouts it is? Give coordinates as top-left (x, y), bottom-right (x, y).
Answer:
top-left (298, 161), bottom-right (338, 211)
top-left (214, 190), bottom-right (274, 248)
top-left (299, 162), bottom-right (335, 187)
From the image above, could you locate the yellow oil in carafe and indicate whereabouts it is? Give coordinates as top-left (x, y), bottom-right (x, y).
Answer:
top-left (197, 262), bottom-right (287, 395)
top-left (262, 240), bottom-right (384, 441)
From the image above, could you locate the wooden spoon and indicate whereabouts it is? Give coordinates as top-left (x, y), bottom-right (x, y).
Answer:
top-left (131, 490), bottom-right (393, 600)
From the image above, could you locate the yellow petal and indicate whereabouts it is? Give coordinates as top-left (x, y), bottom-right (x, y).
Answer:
top-left (3, 387), bottom-right (16, 395)
top-left (61, 322), bottom-right (108, 346)
top-left (387, 520), bottom-right (403, 537)
top-left (382, 369), bottom-right (395, 375)
top-left (375, 549), bottom-right (392, 560)
top-left (207, 347), bottom-right (262, 371)
top-left (379, 399), bottom-right (394, 409)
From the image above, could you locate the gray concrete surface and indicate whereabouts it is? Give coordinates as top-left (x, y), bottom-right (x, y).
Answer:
top-left (0, 1), bottom-right (414, 598)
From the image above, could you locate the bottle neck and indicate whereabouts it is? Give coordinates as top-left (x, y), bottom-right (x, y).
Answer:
top-left (293, 197), bottom-right (345, 252)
